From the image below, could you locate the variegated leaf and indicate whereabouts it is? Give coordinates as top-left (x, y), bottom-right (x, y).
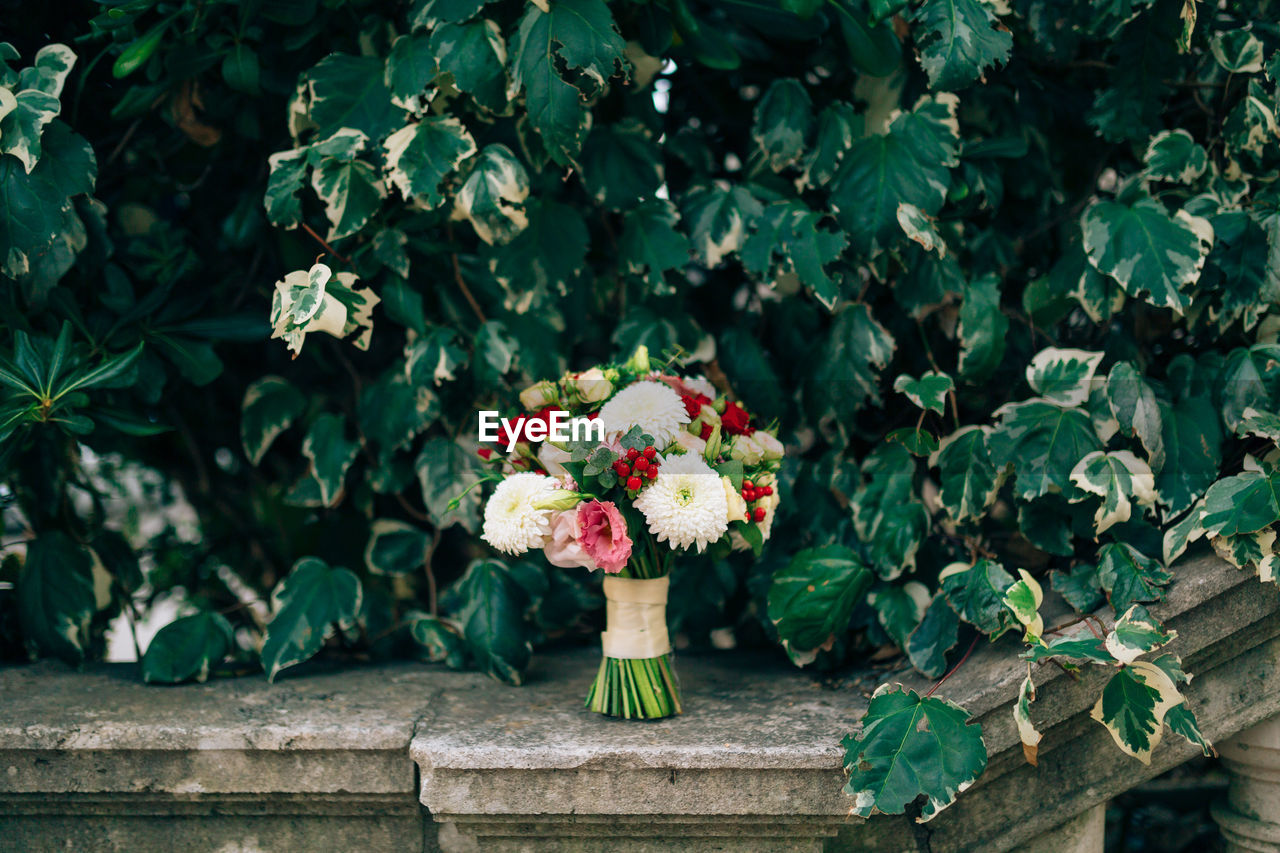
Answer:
top-left (1070, 450), bottom-right (1158, 535)
top-left (1104, 604), bottom-right (1175, 665)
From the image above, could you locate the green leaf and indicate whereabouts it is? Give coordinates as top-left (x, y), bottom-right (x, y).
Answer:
top-left (1015, 674), bottom-right (1042, 765)
top-left (939, 558), bottom-right (1016, 637)
top-left (240, 376), bottom-right (306, 466)
top-left (141, 611), bottom-right (235, 684)
top-left (828, 0), bottom-right (902, 77)
top-left (681, 183), bottom-right (763, 267)
top-left (1210, 28), bottom-right (1265, 73)
top-left (989, 401), bottom-right (1102, 500)
top-left (1143, 129), bottom-right (1207, 184)
top-left (1164, 702), bottom-right (1214, 757)
top-left (430, 20), bottom-right (508, 112)
top-left (357, 368), bottom-right (439, 454)
top-left (1022, 634), bottom-right (1113, 664)
top-left (1096, 542), bottom-right (1172, 612)
top-left (1224, 79), bottom-right (1278, 158)
top-left (411, 0), bottom-right (494, 27)
top-left (405, 327), bottom-right (469, 386)
top-left (894, 371), bottom-right (953, 415)
top-left (448, 558), bottom-right (534, 684)
top-left (1104, 603), bottom-right (1175, 664)
top-left (842, 684), bottom-right (987, 821)
top-left (384, 33), bottom-right (433, 103)
top-left (1201, 470), bottom-right (1280, 537)
top-left (301, 413), bottom-right (360, 508)
top-left (384, 118), bottom-right (476, 208)
top-left (222, 43), bottom-right (260, 95)
top-left (751, 78), bottom-right (814, 171)
top-left (0, 89), bottom-right (60, 173)
top-left (1156, 396), bottom-right (1222, 515)
top-left (1091, 660), bottom-right (1184, 764)
top-left (887, 427), bottom-right (939, 457)
top-left (906, 592), bottom-right (960, 678)
top-left (55, 342), bottom-right (142, 398)
top-left (490, 199), bottom-right (589, 305)
top-left (406, 611), bottom-right (469, 668)
top-left (767, 544), bottom-right (873, 666)
top-left (264, 149), bottom-right (307, 230)
top-left (112, 22), bottom-right (166, 78)
top-left (311, 150), bottom-right (386, 241)
top-left (1051, 563), bottom-right (1105, 612)
top-left (1026, 348), bottom-right (1104, 407)
top-left (931, 425), bottom-right (1000, 524)
top-left (910, 0), bottom-right (1012, 91)
top-left (957, 273), bottom-right (1007, 382)
top-left (580, 119), bottom-right (663, 210)
top-left (17, 44), bottom-right (76, 98)
top-left (740, 200), bottom-right (848, 309)
top-left (1070, 450), bottom-right (1157, 535)
top-left (511, 0), bottom-right (627, 165)
top-left (802, 101), bottom-right (859, 189)
top-left (1003, 569), bottom-right (1044, 639)
top-left (18, 531), bottom-right (97, 665)
top-left (1080, 190), bottom-right (1214, 312)
top-left (867, 580), bottom-right (929, 648)
top-left (416, 438), bottom-right (485, 532)
top-left (829, 94), bottom-right (958, 254)
top-left (457, 144), bottom-right (530, 245)
top-left (806, 303), bottom-right (896, 430)
top-left (1106, 362), bottom-right (1164, 468)
top-left (364, 519), bottom-right (432, 576)
top-left (618, 199), bottom-right (691, 291)
top-left (306, 54), bottom-right (401, 141)
top-left (261, 557), bottom-right (363, 681)
top-left (1204, 213), bottom-right (1276, 333)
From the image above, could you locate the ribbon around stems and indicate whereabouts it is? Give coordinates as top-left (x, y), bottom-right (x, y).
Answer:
top-left (600, 576), bottom-right (672, 659)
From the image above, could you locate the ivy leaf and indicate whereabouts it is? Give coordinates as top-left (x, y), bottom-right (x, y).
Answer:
top-left (16, 44), bottom-right (76, 98)
top-left (490, 199), bottom-right (589, 304)
top-left (447, 558), bottom-right (535, 685)
top-left (931, 425), bottom-right (1000, 524)
top-left (384, 33), bottom-right (433, 104)
top-left (1026, 348), bottom-right (1104, 407)
top-left (1080, 189), bottom-right (1214, 312)
top-left (1219, 344), bottom-right (1280, 432)
top-left (939, 558), bottom-right (1016, 637)
top-left (1204, 213), bottom-right (1276, 333)
top-left (384, 118), bottom-right (476, 208)
top-left (806, 303), bottom-right (895, 433)
top-left (410, 0), bottom-right (494, 28)
top-left (1070, 450), bottom-right (1157, 535)
top-left (141, 611), bottom-right (235, 684)
top-left (910, 0), bottom-right (1012, 91)
top-left (261, 557), bottom-right (363, 682)
top-left (1224, 80), bottom-right (1278, 158)
top-left (957, 273), bottom-right (1007, 382)
top-left (767, 544), bottom-right (873, 666)
top-left (305, 54), bottom-right (401, 141)
top-left (579, 119), bottom-right (663, 210)
top-left (897, 202), bottom-right (946, 255)
top-left (311, 150), bottom-right (386, 241)
top-left (1015, 674), bottom-right (1042, 765)
top-left (407, 611), bottom-right (469, 668)
top-left (18, 531), bottom-right (97, 665)
top-left (828, 0), bottom-right (901, 77)
top-left (1003, 569), bottom-right (1044, 640)
top-left (1210, 28), bottom-right (1265, 73)
top-left (1096, 542), bottom-right (1172, 612)
top-left (0, 89), bottom-right (60, 173)
top-left (511, 0), bottom-right (627, 165)
top-left (1106, 362), bottom-right (1164, 469)
top-left (619, 199), bottom-right (691, 291)
top-left (989, 400), bottom-right (1102, 500)
top-left (751, 78), bottom-right (814, 171)
top-left (1104, 603), bottom-right (1175, 665)
top-left (1200, 470), bottom-right (1280, 537)
top-left (457, 144), bottom-right (529, 245)
top-left (906, 592), bottom-right (960, 678)
top-left (801, 101), bottom-right (859, 189)
top-left (264, 149), bottom-right (307, 230)
top-left (1157, 396), bottom-right (1221, 515)
top-left (829, 94), bottom-right (958, 254)
top-left (1144, 129), bottom-right (1207, 184)
top-left (357, 368), bottom-right (439, 455)
top-left (894, 371), bottom-right (953, 415)
top-left (867, 581), bottom-right (929, 648)
top-left (1091, 660), bottom-right (1184, 764)
top-left (1023, 634), bottom-right (1114, 664)
top-left (239, 375), bottom-right (305, 466)
top-left (1052, 563), bottom-right (1105, 612)
top-left (681, 183), bottom-right (763, 267)
top-left (302, 413), bottom-right (360, 508)
top-left (416, 437), bottom-right (485, 532)
top-left (739, 200), bottom-right (848, 309)
top-left (843, 684), bottom-right (987, 821)
top-left (431, 20), bottom-right (508, 112)
top-left (364, 519), bottom-right (432, 576)
top-left (406, 327), bottom-right (469, 386)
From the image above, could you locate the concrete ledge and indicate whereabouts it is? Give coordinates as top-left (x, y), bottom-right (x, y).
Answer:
top-left (0, 552), bottom-right (1275, 852)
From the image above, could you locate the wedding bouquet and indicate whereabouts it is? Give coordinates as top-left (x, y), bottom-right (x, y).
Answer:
top-left (476, 347), bottom-right (785, 719)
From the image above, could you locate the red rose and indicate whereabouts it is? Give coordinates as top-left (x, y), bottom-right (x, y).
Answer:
top-left (721, 402), bottom-right (754, 436)
top-left (682, 393), bottom-right (711, 419)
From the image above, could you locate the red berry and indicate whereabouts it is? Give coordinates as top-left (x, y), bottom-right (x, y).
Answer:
top-left (762, 486), bottom-right (773, 496)
top-left (646, 467), bottom-right (658, 480)
top-left (633, 457), bottom-right (650, 472)
top-left (613, 461), bottom-right (629, 477)
top-left (626, 476), bottom-right (642, 490)
top-left (752, 507), bottom-right (766, 522)
top-left (643, 446), bottom-right (656, 459)
top-left (743, 479), bottom-right (754, 490)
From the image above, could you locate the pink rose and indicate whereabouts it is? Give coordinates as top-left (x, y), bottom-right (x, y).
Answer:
top-left (577, 500), bottom-right (632, 574)
top-left (544, 510), bottom-right (594, 571)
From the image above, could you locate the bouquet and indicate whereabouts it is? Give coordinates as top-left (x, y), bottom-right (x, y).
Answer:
top-left (476, 347), bottom-right (784, 719)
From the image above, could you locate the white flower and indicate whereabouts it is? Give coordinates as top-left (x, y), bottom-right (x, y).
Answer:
top-left (730, 431), bottom-right (785, 466)
top-left (568, 367), bottom-right (614, 403)
top-left (634, 454), bottom-right (728, 552)
top-left (598, 380), bottom-right (690, 447)
top-left (481, 473), bottom-right (559, 555)
top-left (673, 430), bottom-right (707, 455)
top-left (536, 442), bottom-right (573, 480)
top-left (722, 476), bottom-right (747, 524)
top-left (518, 380), bottom-right (558, 410)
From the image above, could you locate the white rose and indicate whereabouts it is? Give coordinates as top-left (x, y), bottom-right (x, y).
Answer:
top-left (519, 380), bottom-right (558, 410)
top-left (571, 367), bottom-right (613, 403)
top-left (673, 430), bottom-right (707, 455)
top-left (722, 476), bottom-right (748, 524)
top-left (536, 443), bottom-right (574, 480)
top-left (730, 433), bottom-right (765, 466)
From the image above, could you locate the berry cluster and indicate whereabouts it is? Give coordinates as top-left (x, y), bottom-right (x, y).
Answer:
top-left (741, 478), bottom-right (773, 523)
top-left (613, 445), bottom-right (660, 491)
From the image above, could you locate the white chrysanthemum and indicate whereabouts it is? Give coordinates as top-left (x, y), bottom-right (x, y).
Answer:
top-left (634, 454), bottom-right (728, 552)
top-left (481, 473), bottom-right (558, 554)
top-left (598, 380), bottom-right (690, 447)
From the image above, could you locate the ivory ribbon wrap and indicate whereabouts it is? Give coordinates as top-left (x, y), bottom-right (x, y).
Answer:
top-left (600, 576), bottom-right (671, 659)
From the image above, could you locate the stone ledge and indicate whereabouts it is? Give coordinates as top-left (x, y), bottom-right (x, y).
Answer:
top-left (0, 552), bottom-right (1275, 852)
